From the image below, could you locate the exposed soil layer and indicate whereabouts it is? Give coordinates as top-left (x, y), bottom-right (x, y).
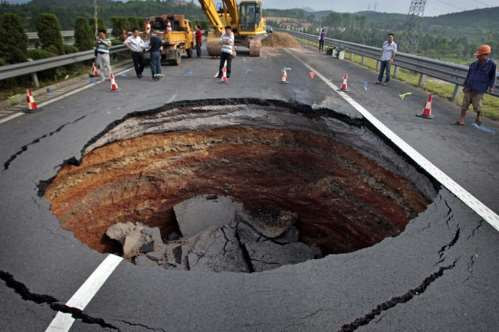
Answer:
top-left (44, 100), bottom-right (433, 258)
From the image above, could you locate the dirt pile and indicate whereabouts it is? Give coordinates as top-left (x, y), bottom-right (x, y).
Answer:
top-left (262, 32), bottom-right (302, 49)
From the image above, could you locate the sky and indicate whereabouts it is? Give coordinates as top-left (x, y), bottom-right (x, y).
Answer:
top-left (3, 0), bottom-right (499, 16)
top-left (263, 0), bottom-right (499, 16)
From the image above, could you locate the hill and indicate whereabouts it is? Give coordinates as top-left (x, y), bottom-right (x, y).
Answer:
top-left (0, 0), bottom-right (204, 30)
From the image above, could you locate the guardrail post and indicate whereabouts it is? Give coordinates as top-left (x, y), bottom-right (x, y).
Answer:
top-left (451, 84), bottom-right (461, 101)
top-left (361, 56), bottom-right (365, 65)
top-left (393, 65), bottom-right (399, 79)
top-left (27, 58), bottom-right (40, 88)
top-left (376, 60), bottom-right (380, 72)
top-left (418, 73), bottom-right (426, 88)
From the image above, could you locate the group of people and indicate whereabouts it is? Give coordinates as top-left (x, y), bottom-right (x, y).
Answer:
top-left (317, 29), bottom-right (496, 126)
top-left (123, 28), bottom-right (164, 81)
top-left (95, 25), bottom-right (235, 81)
top-left (95, 25), bottom-right (233, 83)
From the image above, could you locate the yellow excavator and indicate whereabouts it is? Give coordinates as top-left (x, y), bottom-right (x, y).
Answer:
top-left (199, 0), bottom-right (267, 57)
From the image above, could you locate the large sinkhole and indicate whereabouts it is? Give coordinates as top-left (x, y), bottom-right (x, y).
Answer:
top-left (43, 99), bottom-right (436, 273)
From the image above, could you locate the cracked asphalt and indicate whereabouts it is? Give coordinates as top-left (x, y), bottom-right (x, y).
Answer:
top-left (1, 46), bottom-right (499, 331)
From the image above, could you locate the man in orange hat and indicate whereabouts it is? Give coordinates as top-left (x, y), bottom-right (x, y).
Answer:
top-left (456, 44), bottom-right (496, 126)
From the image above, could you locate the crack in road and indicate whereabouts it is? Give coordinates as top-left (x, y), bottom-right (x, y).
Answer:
top-left (437, 228), bottom-right (460, 264)
top-left (337, 260), bottom-right (458, 332)
top-left (2, 115), bottom-right (86, 171)
top-left (1, 270), bottom-right (171, 332)
top-left (0, 270), bottom-right (118, 330)
top-left (115, 319), bottom-right (167, 332)
top-left (467, 220), bottom-right (484, 240)
top-left (234, 222), bottom-right (256, 273)
top-left (464, 254), bottom-right (478, 282)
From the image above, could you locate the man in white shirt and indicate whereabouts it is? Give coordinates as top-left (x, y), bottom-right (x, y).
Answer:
top-left (216, 26), bottom-right (235, 82)
top-left (124, 29), bottom-right (146, 79)
top-left (376, 33), bottom-right (397, 86)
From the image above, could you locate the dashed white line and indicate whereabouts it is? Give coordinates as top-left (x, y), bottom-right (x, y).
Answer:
top-left (286, 48), bottom-right (499, 233)
top-left (45, 254), bottom-right (123, 332)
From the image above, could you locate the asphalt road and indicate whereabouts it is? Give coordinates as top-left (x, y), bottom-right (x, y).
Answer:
top-left (0, 46), bottom-right (498, 331)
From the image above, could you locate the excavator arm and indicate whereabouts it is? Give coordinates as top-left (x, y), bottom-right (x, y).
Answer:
top-left (222, 0), bottom-right (239, 27)
top-left (198, 0), bottom-right (225, 33)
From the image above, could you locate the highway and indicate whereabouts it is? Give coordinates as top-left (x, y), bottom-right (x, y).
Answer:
top-left (1, 45), bottom-right (499, 331)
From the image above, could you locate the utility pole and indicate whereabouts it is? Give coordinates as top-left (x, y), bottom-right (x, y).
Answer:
top-left (94, 0), bottom-right (98, 37)
top-left (405, 0), bottom-right (427, 53)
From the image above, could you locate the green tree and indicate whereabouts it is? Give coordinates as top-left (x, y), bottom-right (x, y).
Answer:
top-left (89, 17), bottom-right (105, 35)
top-left (36, 13), bottom-right (63, 54)
top-left (74, 17), bottom-right (94, 51)
top-left (111, 16), bottom-right (128, 38)
top-left (0, 13), bottom-right (28, 64)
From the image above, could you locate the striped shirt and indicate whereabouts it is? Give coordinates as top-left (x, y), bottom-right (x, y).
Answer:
top-left (221, 32), bottom-right (234, 55)
top-left (96, 38), bottom-right (111, 54)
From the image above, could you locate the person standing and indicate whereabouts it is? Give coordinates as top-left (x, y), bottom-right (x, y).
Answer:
top-left (124, 29), bottom-right (146, 79)
top-left (319, 28), bottom-right (326, 52)
top-left (195, 25), bottom-right (203, 57)
top-left (148, 31), bottom-right (163, 81)
top-left (456, 44), bottom-right (496, 126)
top-left (376, 33), bottom-right (397, 86)
top-left (216, 26), bottom-right (234, 82)
top-left (95, 30), bottom-right (112, 81)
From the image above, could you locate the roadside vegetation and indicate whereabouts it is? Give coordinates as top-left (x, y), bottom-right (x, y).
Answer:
top-left (297, 37), bottom-right (499, 121)
top-left (265, 7), bottom-right (499, 64)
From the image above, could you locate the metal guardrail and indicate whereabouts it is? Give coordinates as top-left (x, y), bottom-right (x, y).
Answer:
top-left (281, 29), bottom-right (499, 98)
top-left (25, 29), bottom-right (113, 40)
top-left (0, 45), bottom-right (128, 82)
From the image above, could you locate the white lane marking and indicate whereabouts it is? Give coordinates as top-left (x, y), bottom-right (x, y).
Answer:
top-left (0, 112), bottom-right (24, 125)
top-left (45, 254), bottom-right (123, 332)
top-left (286, 48), bottom-right (499, 232)
top-left (0, 67), bottom-right (133, 126)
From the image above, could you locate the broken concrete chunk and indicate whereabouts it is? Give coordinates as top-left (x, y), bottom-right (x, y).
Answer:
top-left (142, 227), bottom-right (164, 252)
top-left (167, 232), bottom-right (180, 241)
top-left (182, 225), bottom-right (249, 273)
top-left (123, 228), bottom-right (153, 259)
top-left (245, 241), bottom-right (316, 272)
top-left (146, 250), bottom-right (166, 263)
top-left (105, 222), bottom-right (136, 244)
top-left (173, 195), bottom-right (243, 237)
top-left (134, 255), bottom-right (158, 267)
top-left (239, 209), bottom-right (298, 239)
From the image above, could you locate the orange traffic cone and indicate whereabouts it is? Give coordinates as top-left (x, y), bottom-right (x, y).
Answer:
top-left (281, 68), bottom-right (289, 84)
top-left (110, 73), bottom-right (119, 92)
top-left (221, 61), bottom-right (229, 83)
top-left (340, 74), bottom-right (349, 91)
top-left (308, 71), bottom-right (316, 80)
top-left (90, 63), bottom-right (100, 78)
top-left (25, 89), bottom-right (38, 112)
top-left (417, 94), bottom-right (433, 119)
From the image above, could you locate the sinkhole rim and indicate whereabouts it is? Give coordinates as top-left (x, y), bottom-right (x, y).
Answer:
top-left (39, 98), bottom-right (437, 274)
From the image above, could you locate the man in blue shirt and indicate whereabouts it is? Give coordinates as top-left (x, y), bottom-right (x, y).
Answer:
top-left (456, 44), bottom-right (496, 126)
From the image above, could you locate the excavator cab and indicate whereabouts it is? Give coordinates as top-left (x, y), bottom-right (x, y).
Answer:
top-left (239, 1), bottom-right (262, 32)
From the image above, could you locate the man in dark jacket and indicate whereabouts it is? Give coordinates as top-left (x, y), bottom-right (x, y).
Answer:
top-left (148, 32), bottom-right (163, 81)
top-left (456, 44), bottom-right (496, 126)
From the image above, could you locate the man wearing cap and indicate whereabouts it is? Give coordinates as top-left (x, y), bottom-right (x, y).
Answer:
top-left (456, 44), bottom-right (496, 126)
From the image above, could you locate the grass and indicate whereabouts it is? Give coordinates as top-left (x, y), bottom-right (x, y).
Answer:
top-left (295, 37), bottom-right (499, 121)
